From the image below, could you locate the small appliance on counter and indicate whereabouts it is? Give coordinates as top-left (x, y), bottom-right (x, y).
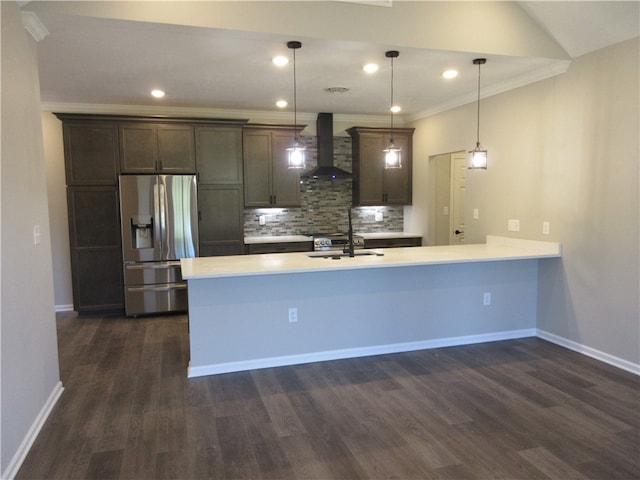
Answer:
top-left (119, 174), bottom-right (198, 316)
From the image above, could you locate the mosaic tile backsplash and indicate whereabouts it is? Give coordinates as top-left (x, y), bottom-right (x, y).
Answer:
top-left (244, 135), bottom-right (404, 237)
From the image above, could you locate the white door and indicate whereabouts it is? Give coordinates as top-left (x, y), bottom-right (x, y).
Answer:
top-left (449, 152), bottom-right (467, 244)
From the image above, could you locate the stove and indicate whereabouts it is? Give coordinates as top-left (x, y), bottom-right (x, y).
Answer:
top-left (312, 233), bottom-right (365, 252)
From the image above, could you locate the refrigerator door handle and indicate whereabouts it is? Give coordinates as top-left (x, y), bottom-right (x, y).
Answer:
top-left (127, 284), bottom-right (187, 293)
top-left (158, 182), bottom-right (167, 258)
top-left (153, 181), bottom-right (162, 258)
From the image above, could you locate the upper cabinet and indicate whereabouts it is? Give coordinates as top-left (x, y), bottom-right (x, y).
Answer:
top-left (347, 127), bottom-right (415, 206)
top-left (62, 121), bottom-right (119, 185)
top-left (243, 125), bottom-right (304, 208)
top-left (195, 125), bottom-right (243, 184)
top-left (120, 123), bottom-right (196, 173)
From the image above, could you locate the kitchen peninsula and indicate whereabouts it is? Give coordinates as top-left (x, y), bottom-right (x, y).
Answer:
top-left (182, 236), bottom-right (561, 378)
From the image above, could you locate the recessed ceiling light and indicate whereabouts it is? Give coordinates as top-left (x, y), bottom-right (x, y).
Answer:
top-left (272, 56), bottom-right (288, 67)
top-left (390, 105), bottom-right (401, 113)
top-left (151, 89), bottom-right (165, 98)
top-left (363, 63), bottom-right (379, 74)
top-left (276, 100), bottom-right (288, 108)
top-left (442, 69), bottom-right (458, 79)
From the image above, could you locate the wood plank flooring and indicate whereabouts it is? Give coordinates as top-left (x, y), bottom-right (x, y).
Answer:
top-left (17, 311), bottom-right (640, 479)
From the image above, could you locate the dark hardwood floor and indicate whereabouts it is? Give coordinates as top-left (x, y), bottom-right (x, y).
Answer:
top-left (17, 311), bottom-right (640, 479)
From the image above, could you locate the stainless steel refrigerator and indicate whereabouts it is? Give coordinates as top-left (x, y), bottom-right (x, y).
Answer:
top-left (119, 174), bottom-right (198, 316)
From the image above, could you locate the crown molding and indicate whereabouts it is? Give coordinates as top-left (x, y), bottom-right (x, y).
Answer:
top-left (405, 59), bottom-right (572, 122)
top-left (21, 11), bottom-right (49, 42)
top-left (40, 102), bottom-right (394, 127)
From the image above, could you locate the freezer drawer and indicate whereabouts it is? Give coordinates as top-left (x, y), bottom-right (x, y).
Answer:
top-left (124, 282), bottom-right (188, 316)
top-left (124, 261), bottom-right (183, 286)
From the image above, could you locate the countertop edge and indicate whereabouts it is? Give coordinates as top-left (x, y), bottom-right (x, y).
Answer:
top-left (182, 236), bottom-right (561, 280)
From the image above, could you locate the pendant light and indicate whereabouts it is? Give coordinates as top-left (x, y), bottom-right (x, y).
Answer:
top-left (383, 50), bottom-right (402, 169)
top-left (286, 40), bottom-right (305, 169)
top-left (468, 58), bottom-right (488, 169)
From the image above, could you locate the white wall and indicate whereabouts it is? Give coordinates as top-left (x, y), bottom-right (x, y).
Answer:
top-left (42, 113), bottom-right (72, 309)
top-left (1, 3), bottom-right (62, 477)
top-left (406, 38), bottom-right (640, 366)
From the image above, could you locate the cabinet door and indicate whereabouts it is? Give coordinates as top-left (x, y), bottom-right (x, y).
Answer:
top-left (271, 131), bottom-right (301, 207)
top-left (119, 123), bottom-right (158, 173)
top-left (243, 131), bottom-right (272, 207)
top-left (358, 132), bottom-right (386, 205)
top-left (198, 185), bottom-right (244, 256)
top-left (158, 124), bottom-right (196, 172)
top-left (196, 126), bottom-right (243, 183)
top-left (63, 122), bottom-right (119, 185)
top-left (67, 186), bottom-right (124, 312)
top-left (383, 133), bottom-right (412, 204)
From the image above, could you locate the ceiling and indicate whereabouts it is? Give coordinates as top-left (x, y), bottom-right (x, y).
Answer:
top-left (24, 1), bottom-right (639, 123)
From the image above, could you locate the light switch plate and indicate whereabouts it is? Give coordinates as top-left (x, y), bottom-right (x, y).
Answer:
top-left (508, 219), bottom-right (520, 231)
top-left (473, 208), bottom-right (479, 220)
top-left (543, 221), bottom-right (550, 235)
top-left (375, 211), bottom-right (383, 222)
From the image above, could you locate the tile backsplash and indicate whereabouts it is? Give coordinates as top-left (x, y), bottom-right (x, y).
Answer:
top-left (244, 134), bottom-right (404, 236)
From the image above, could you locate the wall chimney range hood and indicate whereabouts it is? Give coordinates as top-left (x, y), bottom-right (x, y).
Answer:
top-left (302, 112), bottom-right (351, 179)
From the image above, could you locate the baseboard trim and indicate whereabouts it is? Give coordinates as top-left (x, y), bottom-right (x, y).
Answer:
top-left (537, 329), bottom-right (640, 376)
top-left (54, 304), bottom-right (74, 312)
top-left (2, 381), bottom-right (64, 480)
top-left (188, 328), bottom-right (537, 377)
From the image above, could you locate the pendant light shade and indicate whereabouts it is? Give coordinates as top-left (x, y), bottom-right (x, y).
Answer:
top-left (286, 41), bottom-right (305, 169)
top-left (383, 50), bottom-right (402, 169)
top-left (469, 58), bottom-right (487, 169)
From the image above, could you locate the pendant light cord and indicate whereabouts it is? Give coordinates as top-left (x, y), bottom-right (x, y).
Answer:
top-left (476, 62), bottom-right (481, 147)
top-left (390, 54), bottom-right (394, 141)
top-left (293, 46), bottom-right (298, 143)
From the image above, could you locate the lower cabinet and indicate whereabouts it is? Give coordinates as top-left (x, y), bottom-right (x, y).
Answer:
top-left (67, 186), bottom-right (124, 312)
top-left (364, 236), bottom-right (422, 249)
top-left (198, 185), bottom-right (244, 256)
top-left (246, 241), bottom-right (313, 254)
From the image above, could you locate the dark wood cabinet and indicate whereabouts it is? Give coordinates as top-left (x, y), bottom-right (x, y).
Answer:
top-left (195, 126), bottom-right (243, 184)
top-left (245, 241), bottom-right (313, 254)
top-left (364, 236), bottom-right (422, 249)
top-left (120, 123), bottom-right (196, 173)
top-left (195, 123), bottom-right (245, 256)
top-left (198, 185), bottom-right (244, 256)
top-left (243, 125), bottom-right (303, 207)
top-left (67, 186), bottom-right (124, 312)
top-left (63, 121), bottom-right (119, 185)
top-left (347, 127), bottom-right (414, 206)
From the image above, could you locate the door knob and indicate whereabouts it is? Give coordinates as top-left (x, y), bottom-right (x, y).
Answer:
top-left (454, 229), bottom-right (463, 235)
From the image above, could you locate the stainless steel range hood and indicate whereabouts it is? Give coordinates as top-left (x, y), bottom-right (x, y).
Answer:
top-left (302, 112), bottom-right (351, 179)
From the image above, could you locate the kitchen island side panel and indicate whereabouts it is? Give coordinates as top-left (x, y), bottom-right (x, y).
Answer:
top-left (187, 260), bottom-right (538, 375)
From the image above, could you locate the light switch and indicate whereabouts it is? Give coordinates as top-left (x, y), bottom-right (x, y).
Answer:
top-left (443, 206), bottom-right (449, 216)
top-left (473, 208), bottom-right (479, 220)
top-left (508, 219), bottom-right (520, 232)
top-left (33, 225), bottom-right (41, 245)
top-left (375, 211), bottom-right (383, 222)
top-left (259, 215), bottom-right (266, 226)
top-left (543, 221), bottom-right (550, 235)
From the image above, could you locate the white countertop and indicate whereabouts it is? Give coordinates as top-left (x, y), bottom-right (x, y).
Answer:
top-left (182, 235), bottom-right (561, 280)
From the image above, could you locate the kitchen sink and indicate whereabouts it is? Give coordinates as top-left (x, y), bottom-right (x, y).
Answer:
top-left (306, 250), bottom-right (384, 259)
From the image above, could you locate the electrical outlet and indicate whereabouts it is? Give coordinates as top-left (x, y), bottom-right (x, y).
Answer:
top-left (288, 307), bottom-right (298, 323)
top-left (542, 221), bottom-right (550, 235)
top-left (483, 292), bottom-right (491, 306)
top-left (259, 215), bottom-right (266, 226)
top-left (508, 219), bottom-right (520, 231)
top-left (375, 211), bottom-right (383, 222)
